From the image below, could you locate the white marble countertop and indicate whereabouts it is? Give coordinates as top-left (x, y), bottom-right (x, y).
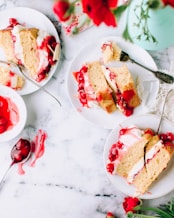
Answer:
top-left (0, 1), bottom-right (174, 218)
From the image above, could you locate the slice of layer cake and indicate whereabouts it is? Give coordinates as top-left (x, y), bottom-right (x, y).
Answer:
top-left (103, 65), bottom-right (141, 116)
top-left (0, 18), bottom-right (60, 82)
top-left (73, 61), bottom-right (117, 113)
top-left (101, 41), bottom-right (121, 63)
top-left (132, 134), bottom-right (174, 194)
top-left (0, 65), bottom-right (24, 90)
top-left (106, 126), bottom-right (174, 195)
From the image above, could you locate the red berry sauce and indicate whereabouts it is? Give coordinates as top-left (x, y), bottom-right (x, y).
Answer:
top-left (115, 88), bottom-right (134, 116)
top-left (11, 138), bottom-right (31, 165)
top-left (159, 132), bottom-right (174, 147)
top-left (36, 35), bottom-right (59, 82)
top-left (0, 96), bottom-right (19, 134)
top-left (16, 129), bottom-right (47, 174)
top-left (73, 66), bottom-right (88, 107)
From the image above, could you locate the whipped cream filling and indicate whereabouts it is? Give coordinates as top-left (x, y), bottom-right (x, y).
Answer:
top-left (83, 71), bottom-right (97, 107)
top-left (11, 24), bottom-right (25, 63)
top-left (36, 30), bottom-right (49, 71)
top-left (127, 140), bottom-right (163, 183)
top-left (102, 66), bottom-right (117, 91)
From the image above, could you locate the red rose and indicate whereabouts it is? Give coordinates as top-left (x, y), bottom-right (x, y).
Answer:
top-left (53, 0), bottom-right (71, 22)
top-left (161, 0), bottom-right (174, 7)
top-left (81, 0), bottom-right (118, 27)
top-left (106, 212), bottom-right (115, 218)
top-left (123, 196), bottom-right (141, 213)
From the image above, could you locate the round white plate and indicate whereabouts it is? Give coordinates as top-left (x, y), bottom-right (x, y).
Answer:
top-left (0, 85), bottom-right (27, 142)
top-left (67, 36), bottom-right (159, 129)
top-left (103, 114), bottom-right (174, 199)
top-left (0, 7), bottom-right (60, 95)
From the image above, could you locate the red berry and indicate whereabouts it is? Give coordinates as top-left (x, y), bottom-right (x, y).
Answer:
top-left (116, 141), bottom-right (124, 149)
top-left (164, 141), bottom-right (173, 147)
top-left (106, 163), bottom-right (114, 173)
top-left (108, 151), bottom-right (117, 162)
top-left (106, 212), bottom-right (115, 218)
top-left (166, 132), bottom-right (174, 141)
top-left (124, 108), bottom-right (133, 116)
top-left (119, 128), bottom-right (128, 135)
top-left (160, 133), bottom-right (168, 141)
top-left (144, 128), bottom-right (154, 136)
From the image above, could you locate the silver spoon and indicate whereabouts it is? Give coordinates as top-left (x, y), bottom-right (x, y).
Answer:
top-left (120, 51), bottom-right (174, 84)
top-left (0, 60), bottom-right (61, 106)
top-left (0, 138), bottom-right (31, 189)
top-left (156, 89), bottom-right (173, 134)
top-left (143, 89), bottom-right (173, 167)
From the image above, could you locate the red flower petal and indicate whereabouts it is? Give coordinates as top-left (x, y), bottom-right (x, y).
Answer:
top-left (81, 0), bottom-right (117, 26)
top-left (162, 0), bottom-right (174, 7)
top-left (53, 0), bottom-right (71, 22)
top-left (123, 196), bottom-right (140, 213)
top-left (108, 0), bottom-right (118, 8)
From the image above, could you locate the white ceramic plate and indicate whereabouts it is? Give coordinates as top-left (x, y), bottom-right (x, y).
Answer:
top-left (67, 36), bottom-right (159, 129)
top-left (103, 114), bottom-right (174, 199)
top-left (0, 85), bottom-right (27, 142)
top-left (0, 7), bottom-right (60, 95)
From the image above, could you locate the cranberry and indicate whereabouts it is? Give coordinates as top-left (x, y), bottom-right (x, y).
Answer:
top-left (123, 90), bottom-right (135, 102)
top-left (166, 132), bottom-right (174, 141)
top-left (124, 108), bottom-right (133, 116)
top-left (144, 128), bottom-right (154, 136)
top-left (108, 149), bottom-right (118, 162)
top-left (160, 133), bottom-right (168, 141)
top-left (164, 141), bottom-right (173, 147)
top-left (106, 163), bottom-right (114, 174)
top-left (116, 141), bottom-right (124, 149)
top-left (119, 128), bottom-right (128, 135)
top-left (9, 18), bottom-right (19, 26)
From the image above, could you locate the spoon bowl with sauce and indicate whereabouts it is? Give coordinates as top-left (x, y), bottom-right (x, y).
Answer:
top-left (0, 138), bottom-right (31, 190)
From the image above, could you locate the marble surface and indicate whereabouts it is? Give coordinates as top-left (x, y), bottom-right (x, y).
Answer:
top-left (0, 1), bottom-right (174, 218)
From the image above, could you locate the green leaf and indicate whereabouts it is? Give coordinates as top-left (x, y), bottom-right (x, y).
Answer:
top-left (113, 5), bottom-right (128, 20)
top-left (122, 24), bottom-right (133, 42)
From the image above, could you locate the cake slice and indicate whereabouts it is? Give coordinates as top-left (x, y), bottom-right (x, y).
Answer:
top-left (106, 126), bottom-right (174, 195)
top-left (73, 61), bottom-right (117, 113)
top-left (132, 134), bottom-right (174, 194)
top-left (106, 126), bottom-right (153, 177)
top-left (103, 65), bottom-right (141, 116)
top-left (0, 65), bottom-right (24, 90)
top-left (101, 41), bottom-right (121, 63)
top-left (0, 18), bottom-right (60, 82)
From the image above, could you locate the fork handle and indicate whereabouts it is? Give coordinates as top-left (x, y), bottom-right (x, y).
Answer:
top-left (130, 58), bottom-right (174, 84)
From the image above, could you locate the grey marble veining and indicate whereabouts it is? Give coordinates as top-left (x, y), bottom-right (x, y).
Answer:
top-left (0, 1), bottom-right (174, 218)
